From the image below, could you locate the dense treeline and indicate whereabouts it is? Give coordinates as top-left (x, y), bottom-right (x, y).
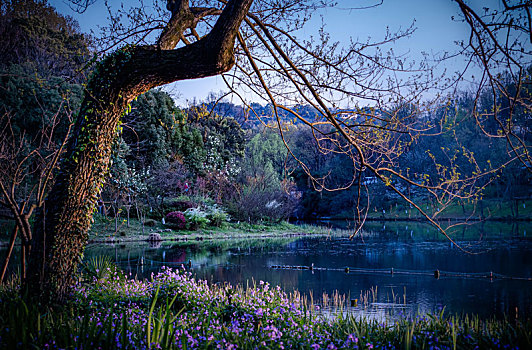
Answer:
top-left (106, 91), bottom-right (531, 223)
top-left (104, 94), bottom-right (300, 225)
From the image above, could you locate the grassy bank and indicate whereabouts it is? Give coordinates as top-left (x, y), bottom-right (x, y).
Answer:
top-left (86, 214), bottom-right (531, 245)
top-left (0, 265), bottom-right (529, 349)
top-left (87, 215), bottom-right (343, 243)
top-left (334, 199), bottom-right (532, 222)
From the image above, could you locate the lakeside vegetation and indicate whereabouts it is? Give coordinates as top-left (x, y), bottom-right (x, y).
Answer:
top-left (86, 213), bottom-right (340, 243)
top-left (343, 199), bottom-right (532, 222)
top-left (1, 265), bottom-right (530, 349)
top-left (84, 215), bottom-right (531, 246)
top-left (0, 1), bottom-right (530, 348)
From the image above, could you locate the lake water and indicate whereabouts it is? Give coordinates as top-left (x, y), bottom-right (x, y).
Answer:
top-left (84, 221), bottom-right (532, 320)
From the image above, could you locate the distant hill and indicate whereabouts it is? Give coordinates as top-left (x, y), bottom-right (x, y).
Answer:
top-left (187, 101), bottom-right (387, 130)
top-left (188, 102), bottom-right (323, 129)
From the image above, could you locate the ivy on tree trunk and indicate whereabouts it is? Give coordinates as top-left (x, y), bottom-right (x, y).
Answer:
top-left (26, 0), bottom-right (254, 303)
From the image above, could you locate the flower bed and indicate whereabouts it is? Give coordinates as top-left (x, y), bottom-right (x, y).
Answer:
top-left (0, 266), bottom-right (530, 349)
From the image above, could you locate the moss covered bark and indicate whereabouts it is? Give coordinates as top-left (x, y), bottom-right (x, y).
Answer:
top-left (26, 0), bottom-right (253, 302)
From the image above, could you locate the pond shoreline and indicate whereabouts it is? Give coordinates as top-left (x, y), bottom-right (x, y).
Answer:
top-left (2, 220), bottom-right (531, 348)
top-left (315, 216), bottom-right (532, 223)
top-left (87, 231), bottom-right (323, 245)
top-left (2, 218), bottom-right (531, 247)
top-left (82, 222), bottom-right (532, 319)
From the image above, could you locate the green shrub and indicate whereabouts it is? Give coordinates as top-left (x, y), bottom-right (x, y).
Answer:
top-left (204, 203), bottom-right (230, 227)
top-left (183, 207), bottom-right (210, 230)
top-left (82, 256), bottom-right (123, 282)
top-left (166, 199), bottom-right (198, 212)
top-left (144, 219), bottom-right (157, 227)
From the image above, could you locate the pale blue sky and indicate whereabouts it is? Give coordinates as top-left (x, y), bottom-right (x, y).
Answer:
top-left (49, 0), bottom-right (495, 106)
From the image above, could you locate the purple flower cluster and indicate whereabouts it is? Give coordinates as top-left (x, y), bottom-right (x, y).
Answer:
top-left (72, 267), bottom-right (348, 349)
top-left (2, 265), bottom-right (526, 349)
top-left (64, 267), bottom-right (526, 349)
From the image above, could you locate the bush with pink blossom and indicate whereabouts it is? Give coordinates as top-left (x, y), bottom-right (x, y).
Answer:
top-left (165, 211), bottom-right (186, 229)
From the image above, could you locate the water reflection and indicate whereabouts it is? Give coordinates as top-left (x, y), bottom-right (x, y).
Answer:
top-left (78, 222), bottom-right (532, 319)
top-left (1, 222), bottom-right (531, 318)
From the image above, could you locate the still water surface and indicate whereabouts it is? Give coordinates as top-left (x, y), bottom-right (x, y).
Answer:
top-left (85, 221), bottom-right (532, 319)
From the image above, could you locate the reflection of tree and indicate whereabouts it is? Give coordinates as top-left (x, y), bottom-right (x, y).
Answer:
top-left (86, 237), bottom-right (297, 265)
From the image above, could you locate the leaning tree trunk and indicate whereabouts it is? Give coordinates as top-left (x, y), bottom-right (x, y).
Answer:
top-left (26, 0), bottom-right (253, 303)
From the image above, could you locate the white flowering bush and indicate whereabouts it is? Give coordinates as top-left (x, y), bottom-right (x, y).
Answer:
top-left (184, 207), bottom-right (210, 230)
